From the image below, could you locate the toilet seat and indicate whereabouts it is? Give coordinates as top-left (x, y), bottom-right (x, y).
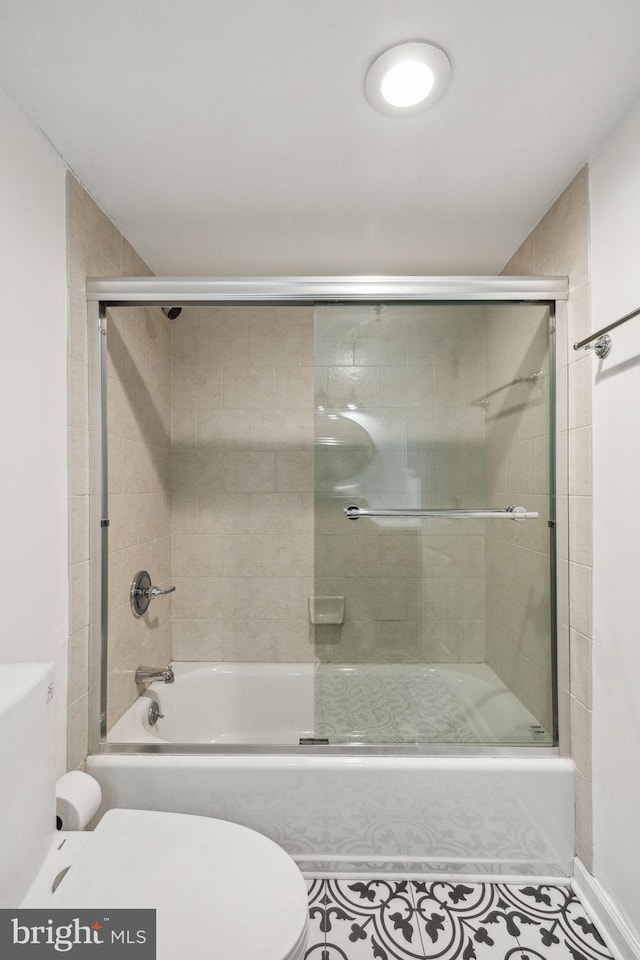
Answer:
top-left (50, 809), bottom-right (309, 960)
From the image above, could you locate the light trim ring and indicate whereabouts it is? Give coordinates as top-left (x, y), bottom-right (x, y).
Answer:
top-left (365, 40), bottom-right (452, 117)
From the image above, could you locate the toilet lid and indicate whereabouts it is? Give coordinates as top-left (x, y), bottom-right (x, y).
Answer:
top-left (52, 809), bottom-right (308, 960)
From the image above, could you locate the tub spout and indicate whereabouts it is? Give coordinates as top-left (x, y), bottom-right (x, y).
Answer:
top-left (135, 665), bottom-right (175, 686)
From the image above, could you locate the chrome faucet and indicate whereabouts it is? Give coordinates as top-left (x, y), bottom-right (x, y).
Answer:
top-left (135, 665), bottom-right (175, 687)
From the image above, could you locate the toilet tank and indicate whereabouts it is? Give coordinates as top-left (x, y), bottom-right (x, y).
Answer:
top-left (0, 663), bottom-right (56, 906)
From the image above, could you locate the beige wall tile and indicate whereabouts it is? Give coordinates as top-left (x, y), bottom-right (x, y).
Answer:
top-left (67, 692), bottom-right (89, 771)
top-left (316, 534), bottom-right (381, 578)
top-left (172, 406), bottom-right (197, 445)
top-left (315, 620), bottom-right (375, 662)
top-left (172, 534), bottom-right (223, 578)
top-left (107, 375), bottom-right (140, 442)
top-left (571, 696), bottom-right (592, 780)
top-left (172, 619), bottom-right (225, 660)
top-left (149, 535), bottom-right (172, 584)
top-left (248, 316), bottom-right (304, 366)
top-left (68, 287), bottom-right (89, 365)
top-left (379, 366), bottom-right (434, 408)
top-left (248, 578), bottom-right (307, 621)
top-left (252, 492), bottom-right (314, 535)
top-left (121, 238), bottom-right (153, 278)
top-left (171, 354), bottom-right (199, 409)
top-left (67, 189), bottom-right (120, 293)
top-left (567, 285), bottom-right (591, 362)
top-left (68, 427), bottom-right (90, 496)
top-left (570, 629), bottom-right (592, 709)
top-left (198, 408), bottom-right (248, 446)
top-left (67, 356), bottom-right (89, 430)
top-left (67, 627), bottom-right (89, 704)
top-left (171, 491), bottom-right (198, 534)
top-left (223, 365), bottom-right (273, 408)
top-left (568, 356), bottom-right (592, 429)
top-left (423, 578), bottom-right (486, 622)
top-left (275, 621), bottom-right (314, 661)
top-left (69, 495), bottom-right (90, 565)
top-left (250, 408), bottom-right (310, 450)
top-left (224, 451), bottom-right (275, 492)
top-left (502, 232), bottom-right (535, 275)
top-left (326, 366), bottom-right (381, 406)
top-left (569, 496), bottom-right (593, 566)
top-left (196, 491), bottom-right (252, 536)
top-left (569, 561), bottom-right (593, 638)
top-left (575, 766), bottom-right (593, 854)
top-left (421, 536), bottom-right (485, 579)
top-left (222, 535), bottom-right (274, 577)
top-left (223, 620), bottom-right (277, 661)
top-left (67, 174), bottom-right (122, 274)
top-left (423, 621), bottom-right (486, 662)
top-left (195, 359), bottom-right (223, 408)
top-left (69, 561), bottom-right (90, 635)
top-left (273, 535), bottom-right (313, 578)
top-left (568, 427), bottom-right (592, 496)
top-left (274, 366), bottom-right (314, 407)
top-left (275, 451), bottom-right (313, 492)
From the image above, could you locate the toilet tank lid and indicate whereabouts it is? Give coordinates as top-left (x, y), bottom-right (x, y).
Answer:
top-left (0, 663), bottom-right (52, 716)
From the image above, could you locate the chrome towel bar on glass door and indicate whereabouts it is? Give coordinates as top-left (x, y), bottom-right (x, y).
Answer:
top-left (344, 504), bottom-right (539, 521)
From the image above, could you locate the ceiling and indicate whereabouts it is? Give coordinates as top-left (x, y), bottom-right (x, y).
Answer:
top-left (2, 0), bottom-right (640, 277)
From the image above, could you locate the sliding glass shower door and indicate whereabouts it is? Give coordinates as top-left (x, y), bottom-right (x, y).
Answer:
top-left (313, 302), bottom-right (555, 745)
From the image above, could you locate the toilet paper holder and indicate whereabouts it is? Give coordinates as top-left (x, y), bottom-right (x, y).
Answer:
top-left (55, 771), bottom-right (102, 831)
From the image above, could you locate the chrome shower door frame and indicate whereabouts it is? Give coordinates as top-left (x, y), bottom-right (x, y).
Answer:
top-left (86, 275), bottom-right (568, 755)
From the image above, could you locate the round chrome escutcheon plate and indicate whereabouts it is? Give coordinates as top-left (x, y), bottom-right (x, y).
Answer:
top-left (130, 569), bottom-right (152, 618)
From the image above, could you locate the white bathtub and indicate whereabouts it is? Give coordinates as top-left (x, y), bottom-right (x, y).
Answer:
top-left (107, 661), bottom-right (551, 746)
top-left (91, 662), bottom-right (573, 878)
top-left (109, 662), bottom-right (315, 745)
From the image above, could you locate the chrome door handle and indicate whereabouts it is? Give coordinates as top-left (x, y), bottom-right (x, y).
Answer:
top-left (345, 504), bottom-right (539, 521)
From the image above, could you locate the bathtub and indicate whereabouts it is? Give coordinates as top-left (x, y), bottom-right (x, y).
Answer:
top-left (106, 661), bottom-right (551, 745)
top-left (90, 661), bottom-right (574, 878)
top-left (109, 662), bottom-right (316, 745)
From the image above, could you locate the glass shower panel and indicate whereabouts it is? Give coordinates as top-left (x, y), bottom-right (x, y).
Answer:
top-left (313, 302), bottom-right (555, 746)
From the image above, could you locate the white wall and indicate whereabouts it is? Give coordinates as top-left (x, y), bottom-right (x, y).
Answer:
top-left (590, 93), bottom-right (640, 939)
top-left (0, 89), bottom-right (68, 774)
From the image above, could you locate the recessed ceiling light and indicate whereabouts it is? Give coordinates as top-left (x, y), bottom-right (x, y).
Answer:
top-left (365, 41), bottom-right (452, 117)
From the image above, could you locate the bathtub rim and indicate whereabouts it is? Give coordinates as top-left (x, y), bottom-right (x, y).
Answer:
top-left (95, 741), bottom-right (560, 757)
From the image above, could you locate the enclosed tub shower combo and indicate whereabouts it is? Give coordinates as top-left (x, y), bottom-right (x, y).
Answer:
top-left (85, 276), bottom-right (573, 877)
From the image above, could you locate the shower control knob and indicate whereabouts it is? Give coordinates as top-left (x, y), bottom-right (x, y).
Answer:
top-left (130, 570), bottom-right (176, 618)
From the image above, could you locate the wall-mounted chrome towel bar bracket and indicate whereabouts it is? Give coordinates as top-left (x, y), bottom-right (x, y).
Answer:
top-left (345, 505), bottom-right (538, 521)
top-left (574, 303), bottom-right (640, 359)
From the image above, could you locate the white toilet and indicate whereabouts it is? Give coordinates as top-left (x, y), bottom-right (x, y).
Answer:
top-left (0, 663), bottom-right (309, 959)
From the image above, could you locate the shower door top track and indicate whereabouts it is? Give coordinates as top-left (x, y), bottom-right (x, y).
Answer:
top-left (86, 275), bottom-right (568, 306)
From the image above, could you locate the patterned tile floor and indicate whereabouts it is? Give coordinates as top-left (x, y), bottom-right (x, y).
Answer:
top-left (304, 880), bottom-right (613, 960)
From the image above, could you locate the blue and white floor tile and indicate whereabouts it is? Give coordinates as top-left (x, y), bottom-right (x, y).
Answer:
top-left (304, 881), bottom-right (614, 960)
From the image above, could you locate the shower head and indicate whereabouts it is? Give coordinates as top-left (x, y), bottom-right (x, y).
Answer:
top-left (162, 306), bottom-right (182, 320)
